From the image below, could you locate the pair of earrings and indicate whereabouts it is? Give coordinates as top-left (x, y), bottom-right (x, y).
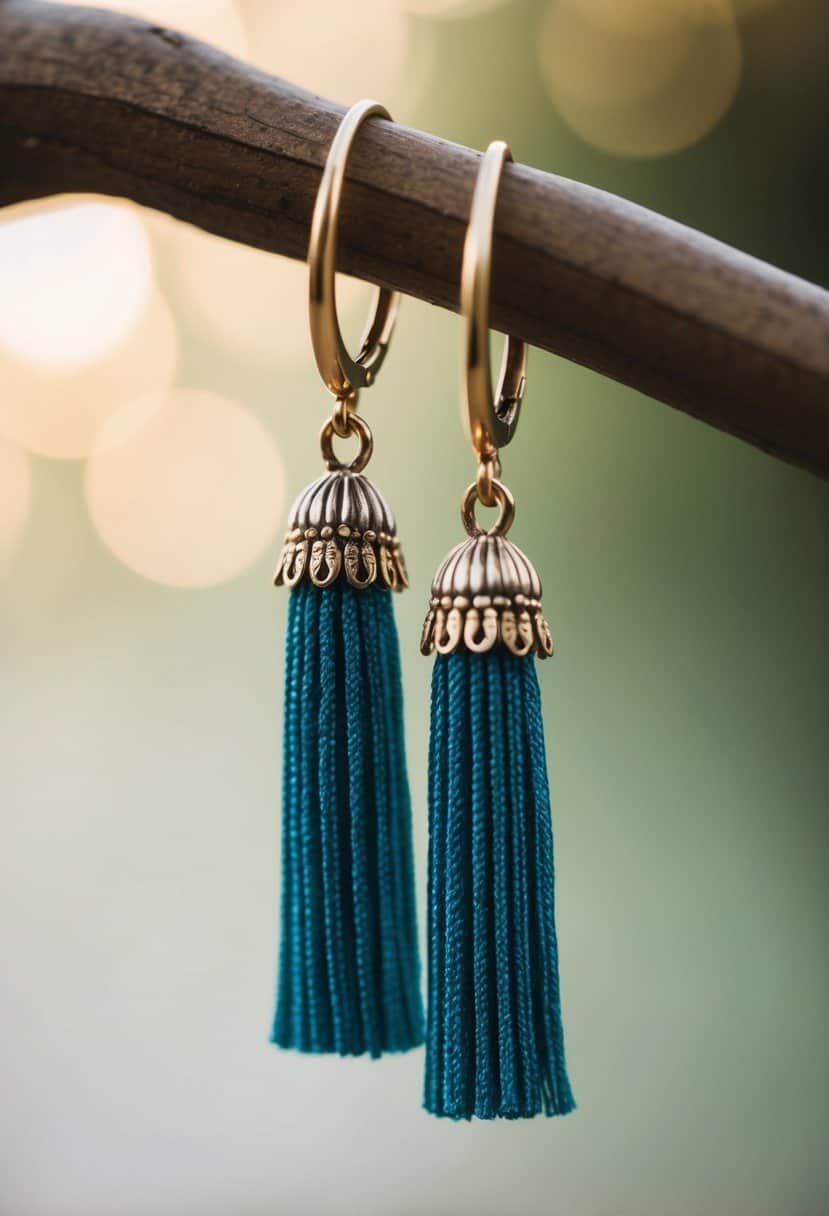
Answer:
top-left (271, 101), bottom-right (574, 1122)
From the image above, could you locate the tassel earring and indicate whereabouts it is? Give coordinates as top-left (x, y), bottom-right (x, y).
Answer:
top-left (271, 101), bottom-right (423, 1058)
top-left (420, 141), bottom-right (575, 1118)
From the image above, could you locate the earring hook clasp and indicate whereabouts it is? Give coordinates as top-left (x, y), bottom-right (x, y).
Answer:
top-left (461, 140), bottom-right (527, 463)
top-left (308, 99), bottom-right (399, 401)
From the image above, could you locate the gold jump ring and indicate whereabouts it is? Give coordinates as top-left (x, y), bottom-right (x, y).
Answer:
top-left (332, 394), bottom-right (356, 438)
top-left (308, 100), bottom-right (399, 398)
top-left (475, 452), bottom-right (502, 508)
top-left (320, 412), bottom-right (374, 474)
top-left (461, 478), bottom-right (516, 537)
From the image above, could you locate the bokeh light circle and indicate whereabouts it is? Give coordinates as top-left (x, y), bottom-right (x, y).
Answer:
top-left (398, 0), bottom-right (506, 17)
top-left (0, 438), bottom-right (33, 573)
top-left (0, 290), bottom-right (179, 461)
top-left (47, 0), bottom-right (249, 57)
top-left (158, 220), bottom-right (370, 363)
top-left (85, 389), bottom-right (284, 588)
top-left (240, 0), bottom-right (431, 112)
top-left (539, 0), bottom-right (743, 158)
top-left (0, 199), bottom-right (152, 371)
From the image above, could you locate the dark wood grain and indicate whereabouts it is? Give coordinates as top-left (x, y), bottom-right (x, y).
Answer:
top-left (2, 0), bottom-right (828, 477)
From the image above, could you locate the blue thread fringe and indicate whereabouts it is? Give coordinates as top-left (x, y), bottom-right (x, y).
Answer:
top-left (272, 582), bottom-right (424, 1057)
top-left (424, 650), bottom-right (575, 1119)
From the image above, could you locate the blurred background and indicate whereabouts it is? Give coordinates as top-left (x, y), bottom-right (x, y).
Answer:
top-left (2, 0), bottom-right (828, 1213)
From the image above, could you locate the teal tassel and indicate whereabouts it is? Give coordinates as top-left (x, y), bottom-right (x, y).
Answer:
top-left (273, 581), bottom-right (423, 1057)
top-left (424, 648), bottom-right (574, 1118)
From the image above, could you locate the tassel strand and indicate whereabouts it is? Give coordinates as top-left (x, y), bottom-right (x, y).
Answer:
top-left (273, 582), bottom-right (423, 1057)
top-left (424, 649), bottom-right (575, 1118)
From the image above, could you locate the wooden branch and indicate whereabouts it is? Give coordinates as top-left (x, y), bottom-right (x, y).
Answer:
top-left (2, 0), bottom-right (828, 479)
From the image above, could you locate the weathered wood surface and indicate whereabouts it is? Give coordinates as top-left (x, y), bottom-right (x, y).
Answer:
top-left (2, 0), bottom-right (828, 477)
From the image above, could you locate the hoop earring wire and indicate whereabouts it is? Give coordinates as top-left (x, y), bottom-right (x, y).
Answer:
top-left (460, 140), bottom-right (527, 498)
top-left (308, 99), bottom-right (399, 412)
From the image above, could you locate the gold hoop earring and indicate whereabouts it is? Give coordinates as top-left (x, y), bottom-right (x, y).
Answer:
top-left (420, 140), bottom-right (575, 1121)
top-left (308, 98), bottom-right (398, 402)
top-left (271, 101), bottom-right (423, 1060)
top-left (461, 139), bottom-right (527, 470)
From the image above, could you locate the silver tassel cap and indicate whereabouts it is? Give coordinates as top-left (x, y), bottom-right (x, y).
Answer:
top-left (420, 531), bottom-right (553, 659)
top-left (274, 469), bottom-right (408, 592)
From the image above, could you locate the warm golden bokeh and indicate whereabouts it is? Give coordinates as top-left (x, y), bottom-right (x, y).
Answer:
top-left (239, 0), bottom-right (432, 113)
top-left (538, 0), bottom-right (742, 157)
top-left (0, 437), bottom-right (32, 574)
top-left (397, 0), bottom-right (506, 17)
top-left (4, 0), bottom-right (829, 1211)
top-left (0, 289), bottom-right (178, 461)
top-left (47, 0), bottom-right (249, 56)
top-left (548, 0), bottom-right (733, 37)
top-left (156, 219), bottom-right (368, 364)
top-left (0, 199), bottom-right (152, 371)
top-left (84, 388), bottom-right (285, 588)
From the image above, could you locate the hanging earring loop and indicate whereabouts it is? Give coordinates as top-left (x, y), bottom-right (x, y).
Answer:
top-left (475, 450), bottom-right (502, 507)
top-left (308, 100), bottom-right (399, 402)
top-left (320, 412), bottom-right (374, 474)
top-left (461, 478), bottom-right (516, 538)
top-left (461, 140), bottom-right (527, 463)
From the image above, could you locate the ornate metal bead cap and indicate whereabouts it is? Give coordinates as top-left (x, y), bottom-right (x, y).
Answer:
top-left (274, 470), bottom-right (408, 591)
top-left (420, 533), bottom-right (553, 659)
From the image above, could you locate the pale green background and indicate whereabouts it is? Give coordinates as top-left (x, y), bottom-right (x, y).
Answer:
top-left (2, 1), bottom-right (828, 1213)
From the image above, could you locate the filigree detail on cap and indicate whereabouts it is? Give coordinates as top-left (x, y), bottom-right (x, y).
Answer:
top-left (420, 534), bottom-right (552, 658)
top-left (274, 470), bottom-right (407, 591)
